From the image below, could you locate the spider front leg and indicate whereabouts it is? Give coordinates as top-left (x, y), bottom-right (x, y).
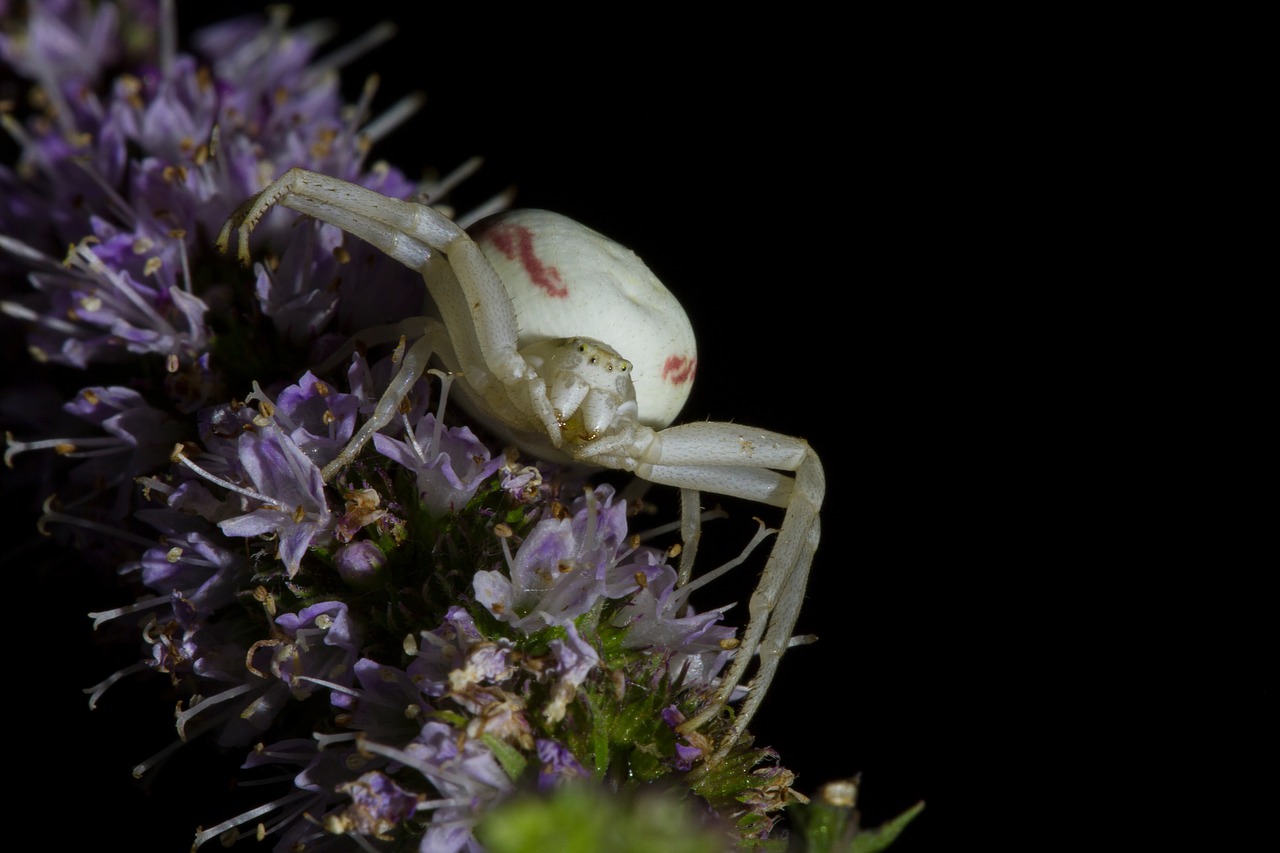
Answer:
top-left (318, 325), bottom-right (441, 482)
top-left (616, 422), bottom-right (826, 759)
top-left (218, 169), bottom-right (560, 476)
top-left (218, 168), bottom-right (528, 389)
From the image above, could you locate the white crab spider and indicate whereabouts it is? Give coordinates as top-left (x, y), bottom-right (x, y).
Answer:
top-left (217, 168), bottom-right (825, 761)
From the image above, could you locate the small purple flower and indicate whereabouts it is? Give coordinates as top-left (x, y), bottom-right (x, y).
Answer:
top-left (215, 422), bottom-right (332, 576)
top-left (662, 706), bottom-right (707, 771)
top-left (544, 622), bottom-right (600, 724)
top-left (133, 513), bottom-right (249, 620)
top-left (327, 770), bottom-right (422, 839)
top-left (83, 512), bottom-right (256, 714)
top-left (265, 370), bottom-right (360, 468)
top-left (448, 643), bottom-right (517, 697)
top-left (202, 738), bottom-right (377, 851)
top-left (613, 558), bottom-right (737, 690)
top-left (536, 738), bottom-right (591, 791)
top-left (269, 601), bottom-right (361, 704)
top-left (333, 540), bottom-right (387, 586)
top-left (410, 606), bottom-right (489, 698)
top-left (473, 484), bottom-right (643, 632)
top-left (374, 412), bottom-right (504, 517)
top-left (348, 658), bottom-right (433, 744)
top-left (498, 456), bottom-right (549, 505)
top-left (404, 721), bottom-right (514, 853)
top-left (5, 384), bottom-right (184, 516)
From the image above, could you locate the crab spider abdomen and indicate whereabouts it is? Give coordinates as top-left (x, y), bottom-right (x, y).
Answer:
top-left (471, 210), bottom-right (697, 429)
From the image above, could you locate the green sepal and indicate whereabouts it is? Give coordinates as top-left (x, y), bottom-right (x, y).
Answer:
top-left (481, 733), bottom-right (529, 783)
top-left (788, 787), bottom-right (925, 853)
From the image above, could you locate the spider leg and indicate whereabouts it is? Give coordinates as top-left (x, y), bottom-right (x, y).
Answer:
top-left (679, 487), bottom-right (702, 588)
top-left (219, 168), bottom-right (568, 467)
top-left (620, 422), bottom-right (825, 758)
top-left (219, 168), bottom-right (527, 388)
top-left (320, 319), bottom-right (451, 482)
top-left (708, 445), bottom-right (822, 758)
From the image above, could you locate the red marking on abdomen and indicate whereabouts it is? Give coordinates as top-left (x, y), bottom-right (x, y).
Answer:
top-left (480, 224), bottom-right (568, 298)
top-left (661, 355), bottom-right (697, 384)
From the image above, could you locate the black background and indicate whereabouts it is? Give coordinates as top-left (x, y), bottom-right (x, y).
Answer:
top-left (3, 3), bottom-right (1035, 849)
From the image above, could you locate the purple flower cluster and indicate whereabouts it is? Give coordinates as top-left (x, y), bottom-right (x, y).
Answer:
top-left (2, 2), bottom-right (802, 850)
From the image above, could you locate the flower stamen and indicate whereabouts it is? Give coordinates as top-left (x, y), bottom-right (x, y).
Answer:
top-left (170, 444), bottom-right (281, 509)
